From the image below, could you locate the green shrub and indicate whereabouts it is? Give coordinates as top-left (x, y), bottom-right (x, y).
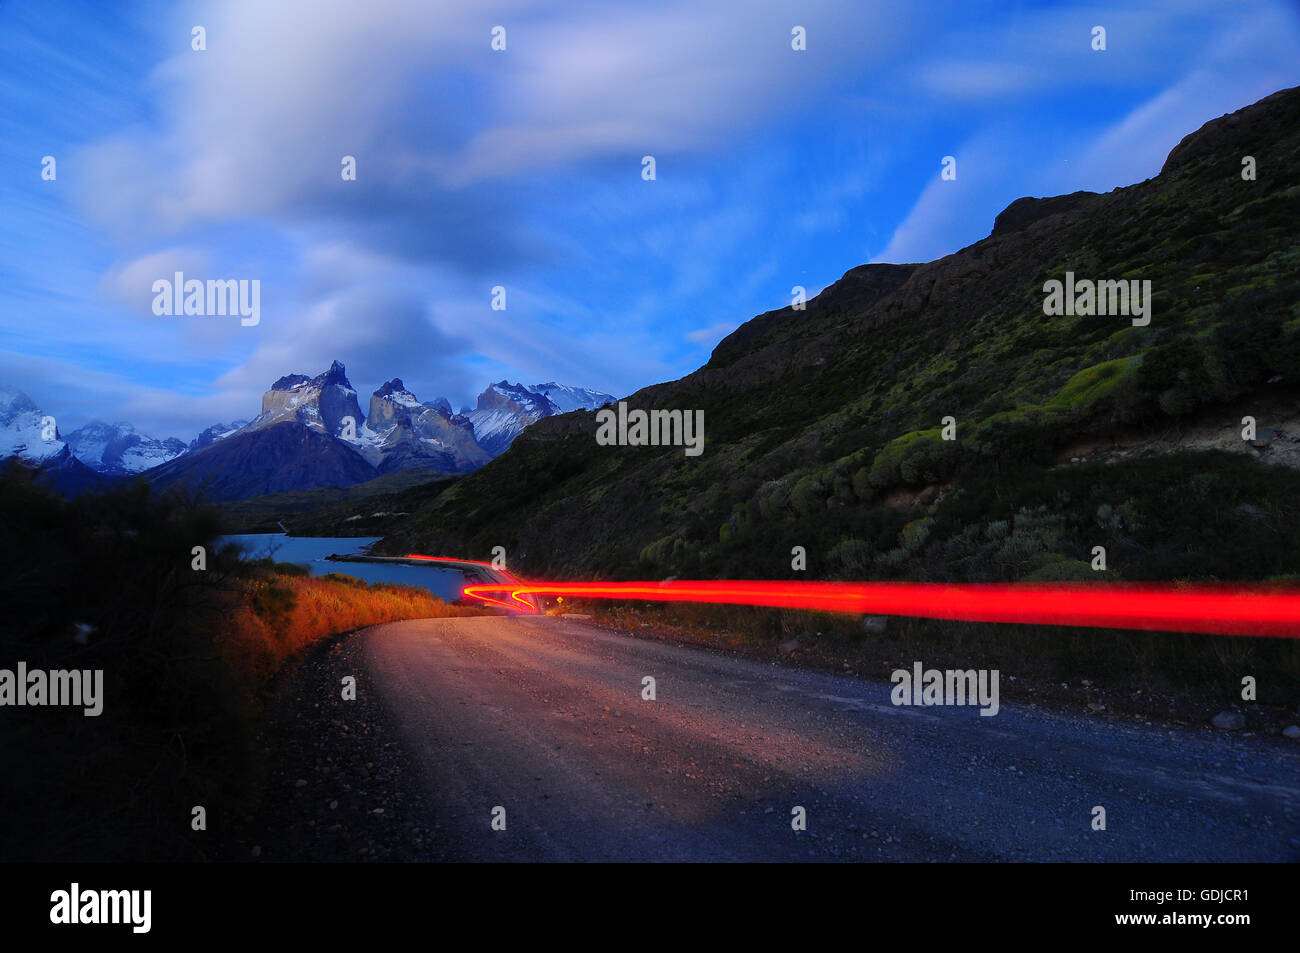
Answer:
top-left (1046, 356), bottom-right (1138, 411)
top-left (899, 517), bottom-right (934, 551)
top-left (827, 538), bottom-right (873, 575)
top-left (966, 407), bottom-right (1066, 461)
top-left (790, 474), bottom-right (825, 516)
top-left (868, 429), bottom-right (957, 487)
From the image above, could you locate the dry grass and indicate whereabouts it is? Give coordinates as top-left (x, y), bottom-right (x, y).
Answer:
top-left (216, 571), bottom-right (482, 692)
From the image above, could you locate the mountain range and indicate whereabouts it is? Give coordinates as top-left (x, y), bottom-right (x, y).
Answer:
top-left (1, 367), bottom-right (612, 500)
top-left (467, 380), bottom-right (611, 456)
top-left (0, 387), bottom-right (110, 495)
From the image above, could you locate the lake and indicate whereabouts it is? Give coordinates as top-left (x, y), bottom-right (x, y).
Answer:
top-left (219, 534), bottom-right (468, 602)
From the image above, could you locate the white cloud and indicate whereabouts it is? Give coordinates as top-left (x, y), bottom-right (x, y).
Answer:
top-left (74, 0), bottom-right (919, 231)
top-left (0, 349), bottom-right (243, 439)
top-left (686, 321), bottom-right (739, 344)
top-left (872, 125), bottom-right (1021, 264)
top-left (876, 2), bottom-right (1300, 265)
top-left (214, 287), bottom-right (475, 406)
top-left (99, 247), bottom-right (213, 318)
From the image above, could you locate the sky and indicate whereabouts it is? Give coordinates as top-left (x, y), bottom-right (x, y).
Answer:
top-left (1, 0), bottom-right (1298, 440)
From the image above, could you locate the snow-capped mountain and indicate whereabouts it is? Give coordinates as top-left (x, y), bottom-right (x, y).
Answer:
top-left (467, 381), bottom-right (559, 456)
top-left (0, 386), bottom-right (67, 463)
top-left (2, 389), bottom-right (186, 475)
top-left (466, 380), bottom-right (613, 456)
top-left (356, 378), bottom-right (490, 474)
top-left (64, 421), bottom-right (187, 475)
top-left (529, 382), bottom-right (614, 414)
top-left (0, 388), bottom-right (109, 494)
top-left (148, 362), bottom-right (495, 500)
top-left (147, 360), bottom-right (377, 501)
top-left (188, 420), bottom-right (249, 453)
top-left (8, 363), bottom-right (614, 500)
top-left (243, 359), bottom-right (366, 439)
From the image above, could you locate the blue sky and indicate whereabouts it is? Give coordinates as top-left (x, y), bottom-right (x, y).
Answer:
top-left (2, 0), bottom-right (1298, 439)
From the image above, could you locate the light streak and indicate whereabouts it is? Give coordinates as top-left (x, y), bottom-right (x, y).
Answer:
top-left (459, 579), bottom-right (1300, 637)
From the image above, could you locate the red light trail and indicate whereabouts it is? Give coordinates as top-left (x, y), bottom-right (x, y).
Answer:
top-left (459, 579), bottom-right (1300, 637)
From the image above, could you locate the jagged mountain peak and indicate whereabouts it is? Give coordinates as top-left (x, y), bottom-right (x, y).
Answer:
top-left (270, 359), bottom-right (353, 393)
top-left (467, 380), bottom-right (612, 456)
top-left (0, 386), bottom-right (40, 423)
top-left (189, 420), bottom-right (249, 453)
top-left (313, 359), bottom-right (352, 387)
top-left (250, 360), bottom-right (365, 439)
top-left (270, 373), bottom-right (311, 392)
top-left (10, 363), bottom-right (615, 499)
top-left (476, 381), bottom-right (557, 413)
top-left (0, 386), bottom-right (64, 463)
top-left (64, 420), bottom-right (186, 475)
top-left (373, 378), bottom-right (421, 406)
top-left (361, 378), bottom-right (490, 475)
top-left (529, 381), bottom-right (616, 414)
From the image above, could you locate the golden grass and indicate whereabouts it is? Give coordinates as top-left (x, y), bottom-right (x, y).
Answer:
top-left (215, 572), bottom-right (481, 691)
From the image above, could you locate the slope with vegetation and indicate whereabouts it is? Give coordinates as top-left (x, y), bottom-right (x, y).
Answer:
top-left (381, 87), bottom-right (1300, 591)
top-left (214, 466), bottom-right (457, 535)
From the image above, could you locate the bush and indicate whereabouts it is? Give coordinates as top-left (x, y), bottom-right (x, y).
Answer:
top-left (1046, 356), bottom-right (1138, 411)
top-left (790, 474), bottom-right (826, 516)
top-left (827, 538), bottom-right (873, 575)
top-left (868, 429), bottom-right (957, 487)
top-left (1138, 338), bottom-right (1216, 414)
top-left (966, 407), bottom-right (1065, 462)
top-left (899, 518), bottom-right (934, 552)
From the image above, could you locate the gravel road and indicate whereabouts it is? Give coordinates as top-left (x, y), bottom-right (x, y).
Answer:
top-left (291, 615), bottom-right (1300, 862)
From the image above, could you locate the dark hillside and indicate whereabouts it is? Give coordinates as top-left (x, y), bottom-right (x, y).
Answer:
top-left (380, 87), bottom-right (1300, 583)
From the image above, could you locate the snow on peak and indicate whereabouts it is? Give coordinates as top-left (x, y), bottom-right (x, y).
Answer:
top-left (189, 420), bottom-right (249, 452)
top-left (466, 380), bottom-right (609, 456)
top-left (529, 382), bottom-right (615, 413)
top-left (65, 421), bottom-right (186, 475)
top-left (373, 378), bottom-right (423, 409)
top-left (0, 386), bottom-right (40, 421)
top-left (250, 360), bottom-right (365, 437)
top-left (0, 387), bottom-right (65, 463)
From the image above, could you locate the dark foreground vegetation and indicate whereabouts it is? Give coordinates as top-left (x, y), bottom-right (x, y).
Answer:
top-left (0, 463), bottom-right (472, 862)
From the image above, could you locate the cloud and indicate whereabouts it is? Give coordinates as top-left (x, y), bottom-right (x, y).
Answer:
top-left (871, 125), bottom-right (1022, 265)
top-left (1063, 9), bottom-right (1300, 191)
top-left (906, 0), bottom-right (1267, 104)
top-left (0, 349), bottom-right (241, 439)
top-left (426, 284), bottom-right (672, 401)
top-left (685, 321), bottom-right (739, 344)
top-left (913, 61), bottom-right (1041, 101)
top-left (875, 2), bottom-right (1300, 265)
top-left (436, 1), bottom-right (914, 185)
top-left (215, 287), bottom-right (477, 410)
top-left (72, 0), bottom-right (914, 255)
top-left (99, 247), bottom-right (213, 318)
top-left (57, 0), bottom-right (929, 428)
top-left (9, 0), bottom-right (1299, 442)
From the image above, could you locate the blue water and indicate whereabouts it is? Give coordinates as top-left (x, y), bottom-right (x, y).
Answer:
top-left (218, 534), bottom-right (467, 602)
